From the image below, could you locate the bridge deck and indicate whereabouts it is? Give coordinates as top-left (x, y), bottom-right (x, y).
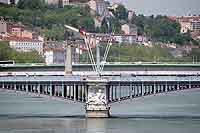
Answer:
top-left (1, 63), bottom-right (200, 72)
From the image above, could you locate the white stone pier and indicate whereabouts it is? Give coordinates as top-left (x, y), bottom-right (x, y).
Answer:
top-left (85, 81), bottom-right (110, 118)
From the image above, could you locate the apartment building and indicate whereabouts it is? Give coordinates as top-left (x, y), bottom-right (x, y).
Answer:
top-left (174, 16), bottom-right (200, 33)
top-left (8, 37), bottom-right (43, 54)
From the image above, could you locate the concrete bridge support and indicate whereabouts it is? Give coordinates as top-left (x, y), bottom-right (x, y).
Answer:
top-left (65, 43), bottom-right (72, 75)
top-left (85, 82), bottom-right (110, 118)
top-left (2, 83), bottom-right (4, 89)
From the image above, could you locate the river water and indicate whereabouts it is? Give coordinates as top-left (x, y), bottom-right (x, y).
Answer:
top-left (0, 89), bottom-right (200, 133)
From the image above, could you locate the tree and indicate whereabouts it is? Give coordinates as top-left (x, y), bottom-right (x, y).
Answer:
top-left (113, 4), bottom-right (128, 20)
top-left (17, 0), bottom-right (45, 10)
top-left (79, 17), bottom-right (95, 32)
top-left (101, 17), bottom-right (121, 33)
top-left (41, 25), bottom-right (65, 40)
top-left (132, 14), bottom-right (146, 35)
top-left (0, 41), bottom-right (11, 61)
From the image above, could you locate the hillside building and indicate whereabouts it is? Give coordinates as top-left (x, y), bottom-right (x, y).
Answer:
top-left (88, 0), bottom-right (107, 16)
top-left (8, 37), bottom-right (43, 54)
top-left (0, 18), bottom-right (7, 34)
top-left (121, 23), bottom-right (137, 35)
top-left (44, 41), bottom-right (80, 65)
top-left (170, 16), bottom-right (200, 33)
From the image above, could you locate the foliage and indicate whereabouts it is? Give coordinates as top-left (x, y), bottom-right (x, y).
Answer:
top-left (80, 43), bottom-right (200, 63)
top-left (41, 26), bottom-right (65, 40)
top-left (190, 48), bottom-right (200, 60)
top-left (106, 44), bottom-right (173, 62)
top-left (0, 41), bottom-right (10, 61)
top-left (17, 0), bottom-right (45, 10)
top-left (132, 14), bottom-right (146, 35)
top-left (101, 17), bottom-right (121, 33)
top-left (113, 4), bottom-right (128, 20)
top-left (0, 41), bottom-right (44, 63)
top-left (1, 1), bottom-right (198, 45)
top-left (132, 15), bottom-right (198, 45)
top-left (0, 5), bottom-right (94, 40)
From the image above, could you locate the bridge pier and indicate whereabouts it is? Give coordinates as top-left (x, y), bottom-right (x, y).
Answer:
top-left (50, 84), bottom-right (53, 96)
top-left (189, 82), bottom-right (191, 89)
top-left (85, 82), bottom-right (110, 118)
top-left (62, 83), bottom-right (65, 98)
top-left (14, 84), bottom-right (16, 91)
top-left (177, 82), bottom-right (180, 90)
top-left (2, 83), bottom-right (4, 89)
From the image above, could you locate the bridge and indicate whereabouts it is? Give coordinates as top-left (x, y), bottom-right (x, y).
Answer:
top-left (1, 74), bottom-right (200, 117)
top-left (1, 25), bottom-right (200, 118)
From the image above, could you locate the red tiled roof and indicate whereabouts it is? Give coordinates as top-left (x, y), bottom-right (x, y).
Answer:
top-left (0, 36), bottom-right (42, 42)
top-left (167, 16), bottom-right (177, 21)
top-left (44, 48), bottom-right (65, 52)
top-left (178, 16), bottom-right (200, 22)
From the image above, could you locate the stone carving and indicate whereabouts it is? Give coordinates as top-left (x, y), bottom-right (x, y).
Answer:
top-left (87, 89), bottom-right (107, 105)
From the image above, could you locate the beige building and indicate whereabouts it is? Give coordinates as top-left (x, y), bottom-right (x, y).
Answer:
top-left (114, 34), bottom-right (137, 44)
top-left (45, 0), bottom-right (89, 7)
top-left (177, 16), bottom-right (200, 33)
top-left (21, 30), bottom-right (33, 39)
top-left (190, 20), bottom-right (200, 32)
top-left (121, 23), bottom-right (137, 35)
top-left (0, 18), bottom-right (7, 34)
top-left (9, 38), bottom-right (43, 54)
top-left (88, 0), bottom-right (107, 16)
top-left (10, 28), bottom-right (33, 39)
top-left (179, 20), bottom-right (191, 33)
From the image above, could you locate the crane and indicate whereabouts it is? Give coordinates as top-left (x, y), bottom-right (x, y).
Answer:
top-left (64, 25), bottom-right (115, 75)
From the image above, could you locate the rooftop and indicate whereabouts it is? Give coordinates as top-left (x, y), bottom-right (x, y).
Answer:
top-left (0, 36), bottom-right (42, 42)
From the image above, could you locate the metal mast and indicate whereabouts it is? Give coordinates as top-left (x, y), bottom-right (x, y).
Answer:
top-left (96, 39), bottom-right (101, 74)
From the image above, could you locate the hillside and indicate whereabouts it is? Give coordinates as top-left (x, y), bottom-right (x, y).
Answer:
top-left (0, 4), bottom-right (94, 40)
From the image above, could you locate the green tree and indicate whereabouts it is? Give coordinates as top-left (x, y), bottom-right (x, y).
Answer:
top-left (41, 25), bottom-right (65, 40)
top-left (0, 41), bottom-right (11, 61)
top-left (113, 4), bottom-right (128, 20)
top-left (17, 0), bottom-right (45, 10)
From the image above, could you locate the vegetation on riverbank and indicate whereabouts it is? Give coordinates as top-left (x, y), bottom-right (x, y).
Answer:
top-left (80, 44), bottom-right (200, 63)
top-left (108, 44), bottom-right (200, 63)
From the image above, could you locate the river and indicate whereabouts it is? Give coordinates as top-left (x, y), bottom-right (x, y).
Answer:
top-left (0, 89), bottom-right (200, 133)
